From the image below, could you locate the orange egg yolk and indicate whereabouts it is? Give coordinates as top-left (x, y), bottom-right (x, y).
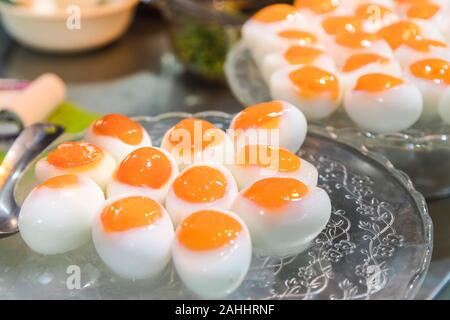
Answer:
top-left (335, 30), bottom-right (378, 49)
top-left (321, 16), bottom-right (363, 35)
top-left (407, 2), bottom-right (439, 19)
top-left (410, 58), bottom-right (450, 84)
top-left (168, 118), bottom-right (222, 151)
top-left (289, 66), bottom-right (340, 100)
top-left (243, 177), bottom-right (308, 209)
top-left (232, 101), bottom-right (283, 130)
top-left (237, 145), bottom-right (301, 172)
top-left (38, 174), bottom-right (79, 189)
top-left (355, 3), bottom-right (392, 20)
top-left (342, 53), bottom-right (390, 72)
top-left (173, 166), bottom-right (227, 203)
top-left (116, 147), bottom-right (172, 189)
top-left (404, 37), bottom-right (447, 52)
top-left (284, 46), bottom-right (322, 64)
top-left (93, 114), bottom-right (143, 145)
top-left (294, 0), bottom-right (340, 14)
top-left (47, 142), bottom-right (103, 170)
top-left (277, 30), bottom-right (317, 45)
top-left (252, 4), bottom-right (298, 23)
top-left (177, 210), bottom-right (242, 251)
top-left (377, 21), bottom-right (421, 49)
top-left (355, 73), bottom-right (404, 92)
top-left (101, 196), bottom-right (162, 233)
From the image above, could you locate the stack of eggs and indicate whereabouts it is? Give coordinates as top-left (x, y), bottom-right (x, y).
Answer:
top-left (18, 108), bottom-right (331, 299)
top-left (242, 1), bottom-right (450, 133)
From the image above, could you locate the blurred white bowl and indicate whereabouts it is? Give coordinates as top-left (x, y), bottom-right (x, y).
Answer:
top-left (0, 0), bottom-right (140, 53)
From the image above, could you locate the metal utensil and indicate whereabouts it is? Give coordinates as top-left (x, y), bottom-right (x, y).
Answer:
top-left (0, 123), bottom-right (64, 238)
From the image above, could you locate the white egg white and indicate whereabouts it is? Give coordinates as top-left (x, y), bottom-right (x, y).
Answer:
top-left (404, 59), bottom-right (450, 123)
top-left (160, 126), bottom-right (234, 170)
top-left (344, 80), bottom-right (423, 133)
top-left (231, 184), bottom-right (331, 257)
top-left (395, 43), bottom-right (450, 68)
top-left (92, 196), bottom-right (174, 280)
top-left (106, 147), bottom-right (179, 203)
top-left (19, 176), bottom-right (105, 255)
top-left (340, 56), bottom-right (402, 93)
top-left (165, 162), bottom-right (238, 225)
top-left (35, 146), bottom-right (116, 190)
top-left (270, 66), bottom-right (343, 120)
top-left (84, 125), bottom-right (152, 162)
top-left (261, 49), bottom-right (336, 85)
top-left (172, 210), bottom-right (251, 299)
top-left (229, 101), bottom-right (308, 153)
top-left (326, 37), bottom-right (394, 67)
top-left (229, 152), bottom-right (318, 190)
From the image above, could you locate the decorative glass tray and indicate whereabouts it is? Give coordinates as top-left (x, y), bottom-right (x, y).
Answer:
top-left (0, 112), bottom-right (432, 300)
top-left (225, 41), bottom-right (450, 199)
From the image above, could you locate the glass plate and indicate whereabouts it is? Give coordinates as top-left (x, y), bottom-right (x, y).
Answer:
top-left (225, 41), bottom-right (450, 199)
top-left (0, 112), bottom-right (432, 300)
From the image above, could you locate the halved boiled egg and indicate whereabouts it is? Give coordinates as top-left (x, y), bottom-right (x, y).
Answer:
top-left (242, 4), bottom-right (305, 57)
top-left (261, 45), bottom-right (336, 84)
top-left (106, 147), bottom-right (179, 203)
top-left (92, 196), bottom-right (174, 280)
top-left (229, 100), bottom-right (307, 153)
top-left (294, 0), bottom-right (352, 20)
top-left (344, 73), bottom-right (423, 132)
top-left (270, 65), bottom-right (342, 120)
top-left (399, 0), bottom-right (449, 35)
top-left (394, 36), bottom-right (450, 67)
top-left (165, 163), bottom-right (238, 225)
top-left (172, 209), bottom-right (251, 298)
top-left (19, 175), bottom-right (105, 255)
top-left (405, 57), bottom-right (450, 122)
top-left (341, 53), bottom-right (402, 91)
top-left (160, 118), bottom-right (233, 169)
top-left (85, 114), bottom-right (152, 162)
top-left (35, 141), bottom-right (116, 190)
top-left (327, 29), bottom-right (393, 66)
top-left (231, 177), bottom-right (331, 256)
top-left (377, 20), bottom-right (445, 50)
top-left (354, 1), bottom-right (399, 32)
top-left (229, 144), bottom-right (318, 190)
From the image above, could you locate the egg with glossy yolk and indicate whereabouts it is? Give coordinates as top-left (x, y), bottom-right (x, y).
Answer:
top-left (229, 100), bottom-right (307, 153)
top-left (106, 146), bottom-right (179, 203)
top-left (242, 4), bottom-right (306, 58)
top-left (261, 45), bottom-right (336, 84)
top-left (85, 114), bottom-right (152, 162)
top-left (250, 28), bottom-right (326, 69)
top-left (344, 73), bottom-right (423, 132)
top-left (405, 57), bottom-right (450, 122)
top-left (165, 163), bottom-right (238, 225)
top-left (229, 144), bottom-right (318, 190)
top-left (160, 118), bottom-right (233, 169)
top-left (394, 36), bottom-right (450, 67)
top-left (270, 65), bottom-right (342, 120)
top-left (172, 209), bottom-right (251, 298)
top-left (92, 195), bottom-right (174, 280)
top-left (399, 0), bottom-right (449, 35)
top-left (232, 177), bottom-right (331, 256)
top-left (340, 53), bottom-right (402, 91)
top-left (327, 29), bottom-right (393, 66)
top-left (354, 1), bottom-right (399, 32)
top-left (377, 20), bottom-right (444, 50)
top-left (19, 175), bottom-right (105, 255)
top-left (35, 141), bottom-right (116, 190)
